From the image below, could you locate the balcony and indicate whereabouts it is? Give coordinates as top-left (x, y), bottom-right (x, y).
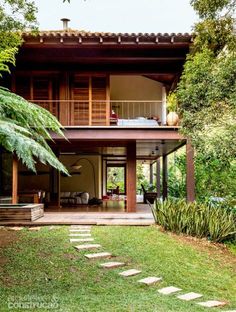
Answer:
top-left (33, 100), bottom-right (166, 127)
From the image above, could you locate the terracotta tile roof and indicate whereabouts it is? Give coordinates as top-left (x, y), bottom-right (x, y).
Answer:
top-left (23, 29), bottom-right (192, 39)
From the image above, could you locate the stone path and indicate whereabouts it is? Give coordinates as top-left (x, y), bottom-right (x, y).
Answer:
top-left (158, 286), bottom-right (182, 295)
top-left (74, 244), bottom-right (101, 250)
top-left (68, 225), bottom-right (233, 310)
top-left (85, 252), bottom-right (112, 259)
top-left (69, 233), bottom-right (91, 237)
top-left (197, 301), bottom-right (227, 308)
top-left (70, 238), bottom-right (94, 242)
top-left (138, 277), bottom-right (162, 285)
top-left (177, 292), bottom-right (203, 301)
top-left (119, 269), bottom-right (142, 277)
top-left (100, 262), bottom-right (125, 269)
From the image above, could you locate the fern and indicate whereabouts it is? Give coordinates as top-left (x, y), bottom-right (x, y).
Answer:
top-left (0, 48), bottom-right (17, 76)
top-left (0, 87), bottom-right (68, 174)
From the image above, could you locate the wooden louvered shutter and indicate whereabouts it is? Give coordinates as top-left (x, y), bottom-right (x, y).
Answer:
top-left (33, 78), bottom-right (58, 117)
top-left (71, 75), bottom-right (90, 125)
top-left (91, 76), bottom-right (109, 126)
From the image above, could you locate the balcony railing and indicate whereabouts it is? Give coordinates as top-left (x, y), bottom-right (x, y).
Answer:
top-left (32, 100), bottom-right (164, 127)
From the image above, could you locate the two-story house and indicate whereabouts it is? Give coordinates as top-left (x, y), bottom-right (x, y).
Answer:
top-left (1, 20), bottom-right (195, 212)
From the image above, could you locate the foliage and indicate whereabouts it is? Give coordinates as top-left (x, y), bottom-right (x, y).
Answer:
top-left (176, 0), bottom-right (236, 165)
top-left (0, 87), bottom-right (68, 173)
top-left (167, 147), bottom-right (236, 200)
top-left (178, 49), bottom-right (236, 164)
top-left (107, 167), bottom-right (125, 193)
top-left (166, 92), bottom-right (178, 112)
top-left (151, 198), bottom-right (236, 242)
top-left (0, 0), bottom-right (38, 51)
top-left (167, 151), bottom-right (186, 198)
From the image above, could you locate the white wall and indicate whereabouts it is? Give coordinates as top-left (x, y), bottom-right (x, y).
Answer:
top-left (60, 155), bottom-right (101, 198)
top-left (19, 155), bottom-right (102, 199)
top-left (110, 75), bottom-right (163, 121)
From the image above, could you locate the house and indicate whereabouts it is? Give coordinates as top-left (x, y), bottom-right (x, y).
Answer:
top-left (0, 20), bottom-right (195, 212)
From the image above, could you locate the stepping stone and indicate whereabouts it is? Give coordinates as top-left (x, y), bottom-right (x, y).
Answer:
top-left (119, 269), bottom-right (142, 277)
top-left (69, 229), bottom-right (90, 232)
top-left (74, 244), bottom-right (101, 250)
top-left (28, 227), bottom-right (41, 231)
top-left (158, 286), bottom-right (182, 295)
top-left (197, 301), bottom-right (227, 308)
top-left (69, 233), bottom-right (91, 237)
top-left (100, 262), bottom-right (125, 269)
top-left (8, 227), bottom-right (24, 231)
top-left (70, 238), bottom-right (94, 243)
top-left (85, 252), bottom-right (112, 259)
top-left (177, 292), bottom-right (203, 301)
top-left (138, 277), bottom-right (162, 285)
top-left (70, 225), bottom-right (91, 229)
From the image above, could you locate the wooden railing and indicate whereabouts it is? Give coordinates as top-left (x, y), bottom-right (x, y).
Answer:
top-left (32, 100), bottom-right (164, 126)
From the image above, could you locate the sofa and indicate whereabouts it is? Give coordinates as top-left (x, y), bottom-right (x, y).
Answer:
top-left (60, 192), bottom-right (89, 205)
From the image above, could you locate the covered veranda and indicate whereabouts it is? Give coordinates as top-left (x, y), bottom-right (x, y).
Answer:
top-left (8, 126), bottom-right (195, 214)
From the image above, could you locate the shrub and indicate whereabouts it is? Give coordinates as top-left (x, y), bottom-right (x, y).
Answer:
top-left (151, 198), bottom-right (236, 242)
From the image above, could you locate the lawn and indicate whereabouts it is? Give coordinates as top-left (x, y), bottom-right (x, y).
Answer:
top-left (0, 226), bottom-right (235, 312)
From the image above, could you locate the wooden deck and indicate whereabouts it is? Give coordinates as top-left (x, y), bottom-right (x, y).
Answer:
top-left (0, 204), bottom-right (154, 226)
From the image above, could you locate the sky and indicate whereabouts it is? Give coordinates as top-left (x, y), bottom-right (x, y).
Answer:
top-left (34, 0), bottom-right (198, 33)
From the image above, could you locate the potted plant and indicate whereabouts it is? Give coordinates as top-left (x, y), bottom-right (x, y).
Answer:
top-left (166, 92), bottom-right (179, 126)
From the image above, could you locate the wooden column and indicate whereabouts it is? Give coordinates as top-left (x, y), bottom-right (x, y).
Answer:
top-left (156, 159), bottom-right (161, 198)
top-left (12, 156), bottom-right (18, 204)
top-left (186, 141), bottom-right (195, 202)
top-left (126, 142), bottom-right (136, 212)
top-left (162, 155), bottom-right (168, 200)
top-left (150, 163), bottom-right (153, 184)
top-left (49, 150), bottom-right (61, 208)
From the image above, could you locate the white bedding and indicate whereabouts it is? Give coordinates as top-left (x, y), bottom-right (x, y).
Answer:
top-left (117, 119), bottom-right (158, 126)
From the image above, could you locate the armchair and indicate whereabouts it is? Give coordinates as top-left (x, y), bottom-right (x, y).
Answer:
top-left (141, 184), bottom-right (157, 204)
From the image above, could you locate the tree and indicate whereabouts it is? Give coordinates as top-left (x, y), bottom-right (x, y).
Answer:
top-left (176, 0), bottom-right (236, 165)
top-left (0, 0), bottom-right (68, 174)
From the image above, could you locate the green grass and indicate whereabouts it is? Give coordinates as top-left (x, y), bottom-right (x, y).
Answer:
top-left (0, 226), bottom-right (235, 312)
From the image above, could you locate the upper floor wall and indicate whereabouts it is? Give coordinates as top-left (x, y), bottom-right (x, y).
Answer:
top-left (11, 72), bottom-right (166, 127)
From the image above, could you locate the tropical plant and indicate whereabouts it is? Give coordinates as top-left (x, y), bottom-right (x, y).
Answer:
top-left (0, 0), bottom-right (68, 174)
top-left (166, 92), bottom-right (178, 112)
top-left (0, 87), bottom-right (68, 174)
top-left (151, 198), bottom-right (236, 242)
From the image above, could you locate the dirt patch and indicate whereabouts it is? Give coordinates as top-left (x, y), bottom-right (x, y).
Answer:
top-left (63, 253), bottom-right (80, 261)
top-left (0, 229), bottom-right (19, 248)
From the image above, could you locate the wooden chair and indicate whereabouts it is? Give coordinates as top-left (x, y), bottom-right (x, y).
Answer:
top-left (141, 184), bottom-right (157, 204)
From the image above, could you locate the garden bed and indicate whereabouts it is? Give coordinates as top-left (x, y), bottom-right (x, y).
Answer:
top-left (0, 204), bottom-right (44, 221)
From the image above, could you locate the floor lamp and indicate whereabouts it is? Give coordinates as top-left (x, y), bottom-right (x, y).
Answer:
top-left (71, 158), bottom-right (97, 198)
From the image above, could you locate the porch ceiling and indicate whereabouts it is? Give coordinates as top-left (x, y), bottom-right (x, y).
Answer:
top-left (52, 129), bottom-right (186, 160)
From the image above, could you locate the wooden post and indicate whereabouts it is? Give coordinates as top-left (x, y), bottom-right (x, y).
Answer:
top-left (156, 159), bottom-right (161, 198)
top-left (186, 141), bottom-right (195, 202)
top-left (12, 156), bottom-right (18, 204)
top-left (126, 142), bottom-right (136, 212)
top-left (150, 163), bottom-right (153, 185)
top-left (162, 155), bottom-right (168, 200)
top-left (49, 150), bottom-right (61, 208)
top-left (161, 86), bottom-right (167, 125)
